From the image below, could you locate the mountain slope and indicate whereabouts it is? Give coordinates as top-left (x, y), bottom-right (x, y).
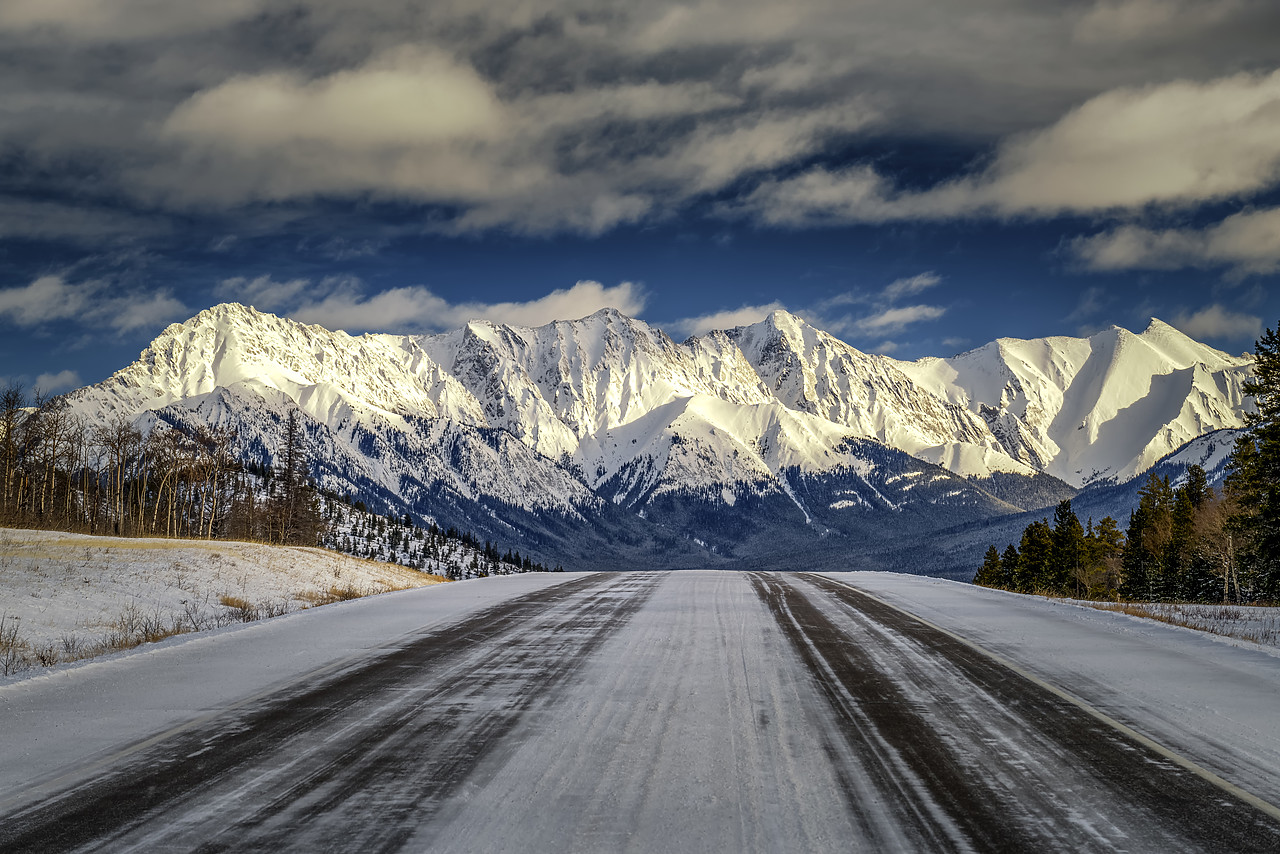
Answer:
top-left (896, 319), bottom-right (1252, 485)
top-left (61, 303), bottom-right (1253, 568)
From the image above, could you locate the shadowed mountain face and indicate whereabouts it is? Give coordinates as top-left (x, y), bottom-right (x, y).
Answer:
top-left (61, 303), bottom-right (1251, 570)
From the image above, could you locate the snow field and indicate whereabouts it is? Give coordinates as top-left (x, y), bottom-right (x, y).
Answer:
top-left (0, 527), bottom-right (445, 675)
top-left (1072, 599), bottom-right (1280, 648)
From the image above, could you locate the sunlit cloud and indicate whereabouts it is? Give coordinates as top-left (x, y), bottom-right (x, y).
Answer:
top-left (34, 369), bottom-right (82, 393)
top-left (0, 1), bottom-right (1275, 243)
top-left (0, 275), bottom-right (187, 332)
top-left (882, 272), bottom-right (942, 301)
top-left (1171, 304), bottom-right (1263, 341)
top-left (742, 69), bottom-right (1280, 226)
top-left (1069, 206), bottom-right (1280, 275)
top-left (848, 304), bottom-right (947, 335)
top-left (215, 276), bottom-right (647, 334)
top-left (0, 275), bottom-right (92, 325)
top-left (665, 302), bottom-right (787, 339)
top-left (667, 271), bottom-right (947, 345)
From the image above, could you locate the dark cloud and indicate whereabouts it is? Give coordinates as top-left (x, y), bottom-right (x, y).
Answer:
top-left (0, 1), bottom-right (1274, 235)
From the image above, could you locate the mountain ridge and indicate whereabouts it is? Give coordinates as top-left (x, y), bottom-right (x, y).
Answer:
top-left (60, 302), bottom-right (1253, 570)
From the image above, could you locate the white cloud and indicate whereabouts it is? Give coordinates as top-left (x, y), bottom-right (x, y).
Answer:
top-left (666, 302), bottom-right (787, 339)
top-left (148, 47), bottom-right (538, 211)
top-left (111, 291), bottom-right (188, 332)
top-left (743, 68), bottom-right (1280, 224)
top-left (969, 69), bottom-right (1280, 214)
top-left (666, 299), bottom-right (948, 344)
top-left (153, 48), bottom-right (874, 235)
top-left (528, 81), bottom-right (742, 125)
top-left (1070, 206), bottom-right (1280, 274)
top-left (882, 272), bottom-right (942, 302)
top-left (6, 0), bottom-right (1279, 240)
top-left (217, 277), bottom-right (647, 334)
top-left (664, 271), bottom-right (949, 344)
top-left (0, 199), bottom-right (169, 243)
top-left (811, 290), bottom-right (865, 311)
top-left (805, 272), bottom-right (948, 340)
top-left (163, 48), bottom-right (504, 155)
top-left (289, 286), bottom-right (451, 334)
top-left (34, 369), bottom-right (82, 393)
top-left (1171, 304), bottom-right (1262, 341)
top-left (216, 275), bottom-right (315, 311)
top-left (849, 304), bottom-right (946, 335)
top-left (667, 271), bottom-right (946, 342)
top-left (0, 275), bottom-right (92, 325)
top-left (445, 281), bottom-right (648, 329)
top-left (741, 165), bottom-right (899, 225)
top-left (0, 275), bottom-right (187, 332)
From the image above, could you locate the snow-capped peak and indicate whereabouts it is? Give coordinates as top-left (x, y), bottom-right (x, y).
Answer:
top-left (64, 303), bottom-right (1254, 529)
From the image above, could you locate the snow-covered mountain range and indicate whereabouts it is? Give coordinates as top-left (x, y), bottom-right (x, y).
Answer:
top-left (63, 303), bottom-right (1253, 568)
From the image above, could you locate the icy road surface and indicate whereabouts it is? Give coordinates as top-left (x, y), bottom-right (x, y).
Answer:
top-left (3, 571), bottom-right (1280, 852)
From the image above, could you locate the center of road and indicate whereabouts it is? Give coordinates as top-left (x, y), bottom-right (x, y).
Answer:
top-left (3, 571), bottom-right (1278, 853)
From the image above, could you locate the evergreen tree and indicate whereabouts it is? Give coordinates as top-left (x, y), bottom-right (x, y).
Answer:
top-left (974, 545), bottom-right (1003, 587)
top-left (1121, 473), bottom-right (1174, 600)
top-left (1049, 500), bottom-right (1085, 596)
top-left (999, 544), bottom-right (1020, 589)
top-left (1183, 464), bottom-right (1211, 510)
top-left (1016, 519), bottom-right (1053, 592)
top-left (1084, 516), bottom-right (1125, 597)
top-left (1227, 325), bottom-right (1280, 600)
top-left (266, 411), bottom-right (323, 546)
top-left (1167, 485), bottom-right (1197, 599)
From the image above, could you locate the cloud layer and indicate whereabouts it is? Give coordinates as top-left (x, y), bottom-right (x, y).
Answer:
top-left (744, 68), bottom-right (1280, 225)
top-left (0, 276), bottom-right (186, 332)
top-left (1071, 206), bottom-right (1280, 274)
top-left (0, 1), bottom-right (1277, 244)
top-left (1171, 304), bottom-right (1263, 341)
top-left (217, 276), bottom-right (646, 334)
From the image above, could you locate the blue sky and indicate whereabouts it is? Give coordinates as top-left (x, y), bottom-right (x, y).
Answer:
top-left (2, 0), bottom-right (1279, 393)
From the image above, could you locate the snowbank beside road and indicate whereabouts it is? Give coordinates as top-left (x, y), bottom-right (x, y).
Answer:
top-left (0, 528), bottom-right (444, 672)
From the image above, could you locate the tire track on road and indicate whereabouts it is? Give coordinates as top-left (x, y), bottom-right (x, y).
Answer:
top-left (751, 571), bottom-right (1026, 852)
top-left (756, 571), bottom-right (1280, 853)
top-left (1, 572), bottom-right (664, 853)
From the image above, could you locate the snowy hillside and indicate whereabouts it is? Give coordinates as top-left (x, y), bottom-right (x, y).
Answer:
top-left (0, 528), bottom-right (445, 676)
top-left (898, 319), bottom-right (1251, 485)
top-left (59, 304), bottom-right (1253, 567)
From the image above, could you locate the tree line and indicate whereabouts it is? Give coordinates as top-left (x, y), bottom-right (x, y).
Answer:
top-left (1, 386), bottom-right (325, 546)
top-left (975, 323), bottom-right (1280, 604)
top-left (318, 504), bottom-right (564, 579)
top-left (0, 385), bottom-right (560, 574)
top-left (2, 386), bottom-right (244, 539)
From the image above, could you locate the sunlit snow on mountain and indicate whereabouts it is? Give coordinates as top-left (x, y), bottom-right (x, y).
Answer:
top-left (61, 303), bottom-right (1253, 571)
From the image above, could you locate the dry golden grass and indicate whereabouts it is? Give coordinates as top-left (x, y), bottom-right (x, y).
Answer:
top-left (1078, 600), bottom-right (1280, 647)
top-left (295, 584), bottom-right (370, 606)
top-left (0, 528), bottom-right (452, 676)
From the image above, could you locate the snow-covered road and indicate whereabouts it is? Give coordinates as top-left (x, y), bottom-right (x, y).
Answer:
top-left (3, 571), bottom-right (1280, 852)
